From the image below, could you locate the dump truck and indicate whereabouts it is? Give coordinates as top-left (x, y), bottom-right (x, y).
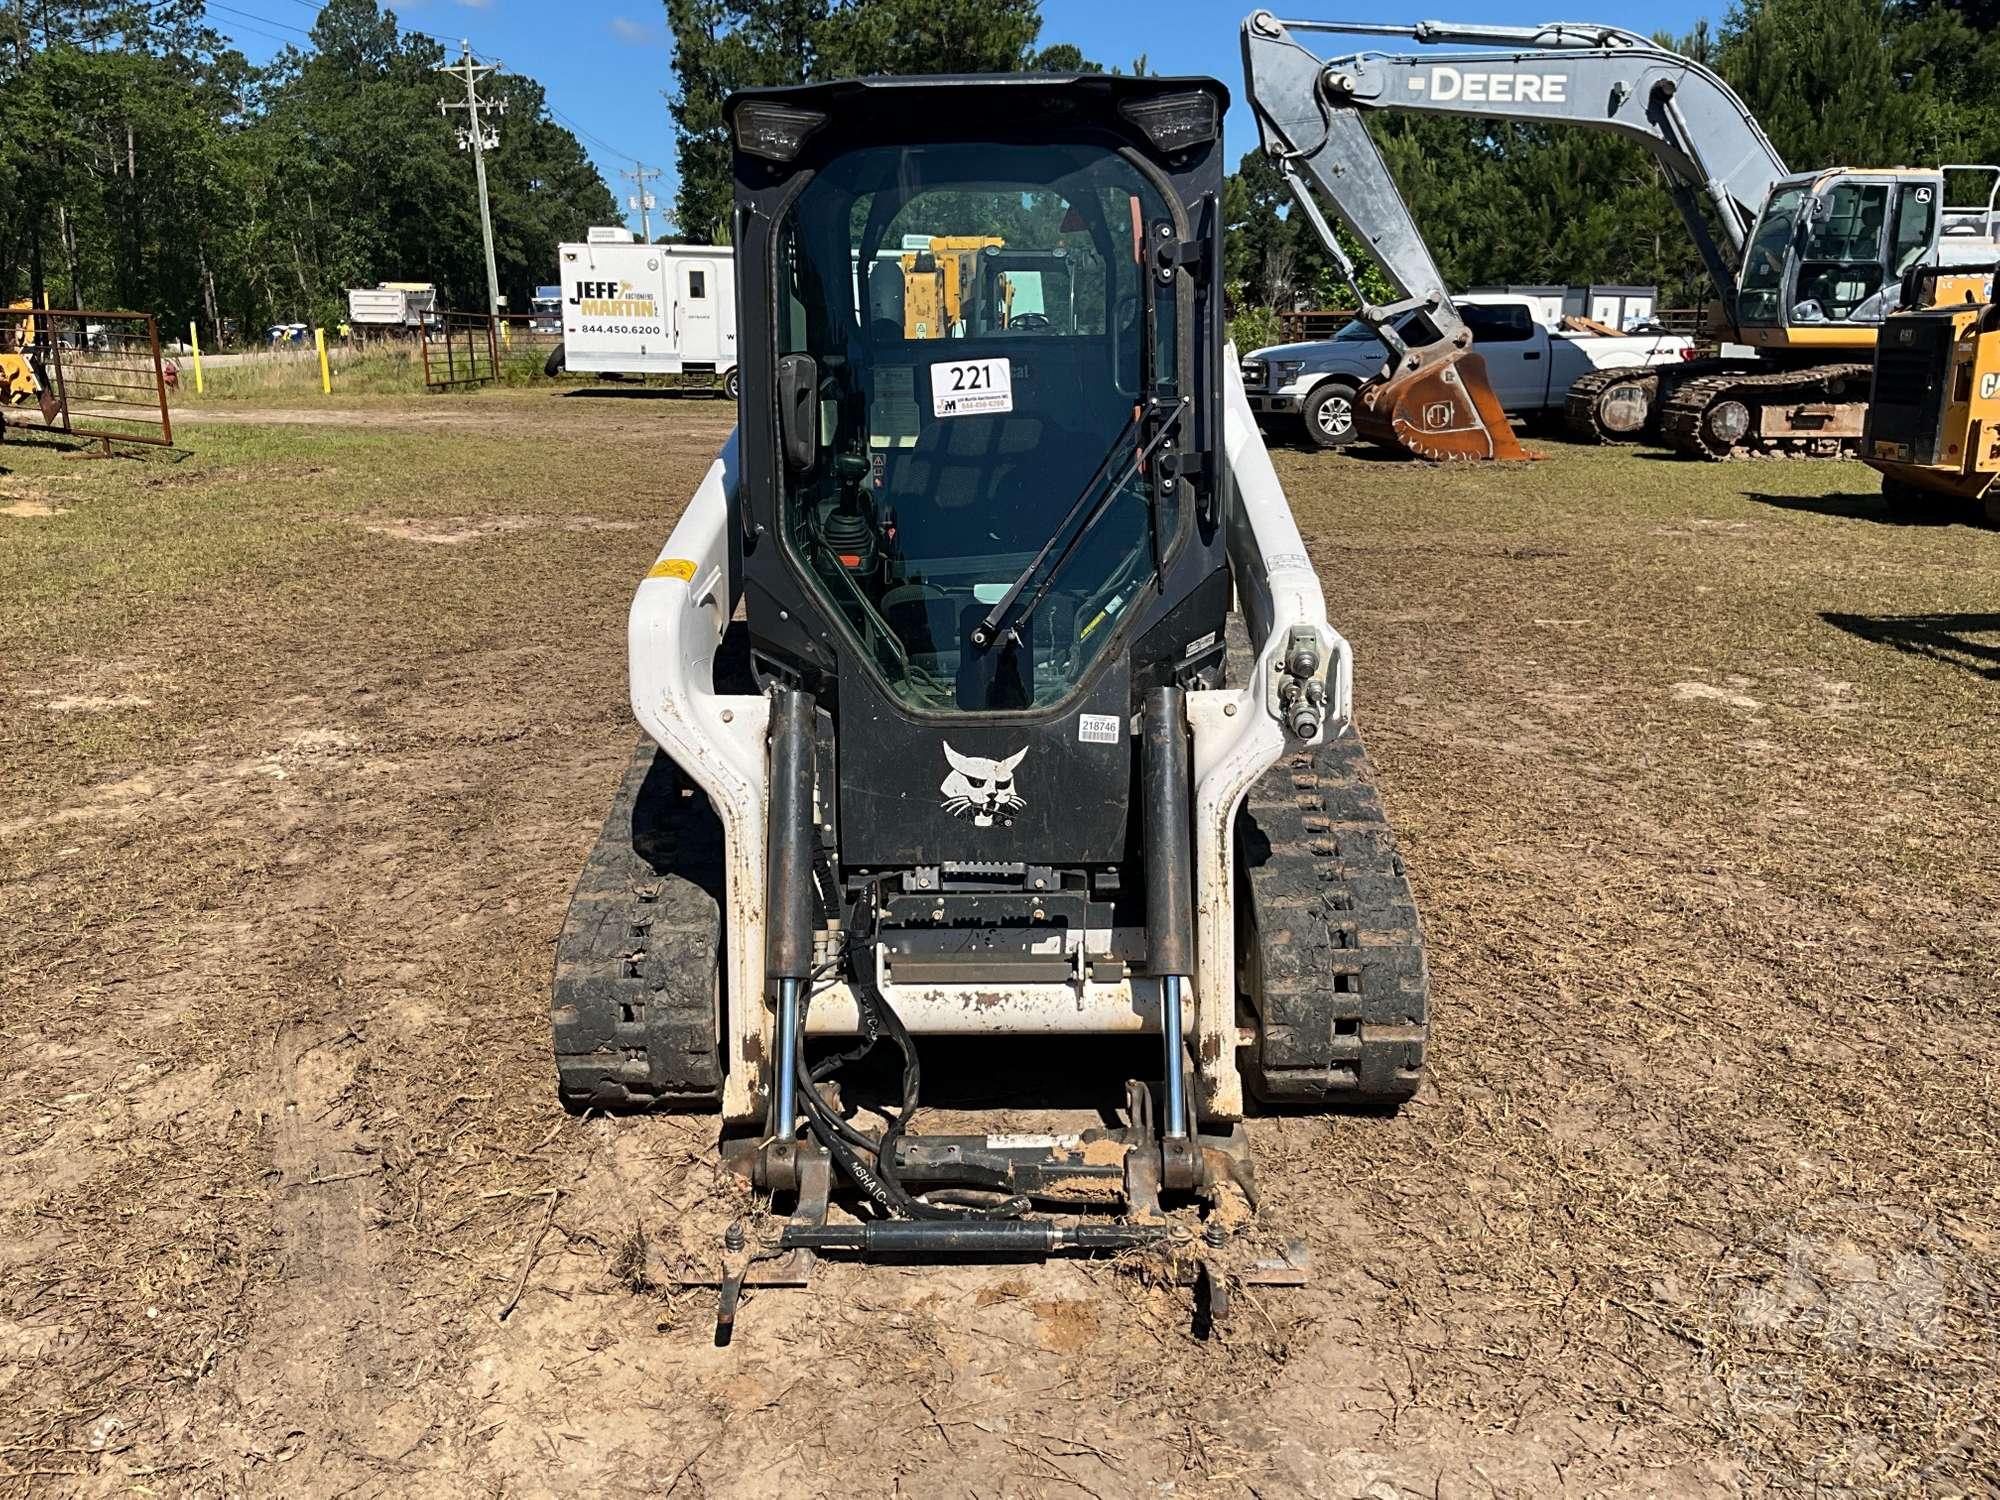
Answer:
top-left (344, 282), bottom-right (437, 331)
top-left (549, 70), bottom-right (1428, 1338)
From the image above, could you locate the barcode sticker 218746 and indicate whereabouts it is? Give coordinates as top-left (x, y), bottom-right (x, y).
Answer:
top-left (930, 358), bottom-right (1013, 418)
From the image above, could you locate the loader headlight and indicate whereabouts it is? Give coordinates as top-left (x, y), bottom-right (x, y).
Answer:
top-left (732, 100), bottom-right (828, 163)
top-left (1118, 90), bottom-right (1221, 154)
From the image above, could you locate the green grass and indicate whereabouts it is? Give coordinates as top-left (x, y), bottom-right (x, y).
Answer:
top-left (174, 341), bottom-right (728, 402)
top-left (0, 406), bottom-right (717, 796)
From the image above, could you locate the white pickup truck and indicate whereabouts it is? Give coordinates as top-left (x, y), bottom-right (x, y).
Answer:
top-left (1240, 292), bottom-right (1696, 449)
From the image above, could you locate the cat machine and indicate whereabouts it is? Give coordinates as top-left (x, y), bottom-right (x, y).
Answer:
top-left (1862, 264), bottom-right (2000, 523)
top-left (550, 72), bottom-right (1429, 1338)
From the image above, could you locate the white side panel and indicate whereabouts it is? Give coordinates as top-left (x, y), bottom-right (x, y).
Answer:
top-left (627, 430), bottom-right (772, 1122)
top-left (558, 241), bottom-right (679, 372)
top-left (1186, 353), bottom-right (1354, 1120)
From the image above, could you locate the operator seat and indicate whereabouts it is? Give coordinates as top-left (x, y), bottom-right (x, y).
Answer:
top-left (889, 410), bottom-right (1096, 560)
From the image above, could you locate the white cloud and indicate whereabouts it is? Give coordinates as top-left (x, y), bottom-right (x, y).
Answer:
top-left (609, 16), bottom-right (661, 43)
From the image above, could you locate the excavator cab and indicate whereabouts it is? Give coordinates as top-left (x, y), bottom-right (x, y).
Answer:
top-left (1738, 169), bottom-right (1997, 340)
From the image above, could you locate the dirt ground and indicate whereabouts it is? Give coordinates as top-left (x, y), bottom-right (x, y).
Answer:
top-left (1, 391), bottom-right (1995, 1498)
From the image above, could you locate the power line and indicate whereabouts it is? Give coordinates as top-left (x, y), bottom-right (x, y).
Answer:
top-left (202, 2), bottom-right (312, 42)
top-left (544, 103), bottom-right (645, 166)
top-left (264, 0), bottom-right (474, 52)
top-left (208, 0), bottom-right (485, 57)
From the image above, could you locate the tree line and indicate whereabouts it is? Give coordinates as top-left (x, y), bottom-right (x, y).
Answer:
top-left (1, 0), bottom-right (616, 344)
top-left (4, 0), bottom-right (1995, 345)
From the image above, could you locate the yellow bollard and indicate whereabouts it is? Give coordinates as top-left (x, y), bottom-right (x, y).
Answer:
top-left (316, 327), bottom-right (331, 394)
top-left (189, 322), bottom-right (204, 395)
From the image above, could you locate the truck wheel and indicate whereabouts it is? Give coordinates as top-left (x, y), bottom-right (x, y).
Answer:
top-left (1301, 381), bottom-right (1358, 449)
top-left (543, 342), bottom-right (566, 378)
top-left (722, 366), bottom-right (740, 402)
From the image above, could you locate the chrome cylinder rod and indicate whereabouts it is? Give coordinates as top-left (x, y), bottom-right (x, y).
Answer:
top-left (773, 976), bottom-right (802, 1139)
top-left (1161, 973), bottom-right (1190, 1139)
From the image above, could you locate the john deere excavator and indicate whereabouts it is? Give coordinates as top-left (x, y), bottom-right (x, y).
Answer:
top-left (0, 300), bottom-right (60, 439)
top-left (551, 71), bottom-right (1428, 1338)
top-left (1240, 13), bottom-right (2000, 460)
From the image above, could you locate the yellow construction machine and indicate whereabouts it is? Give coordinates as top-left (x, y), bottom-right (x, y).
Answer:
top-left (896, 236), bottom-right (1005, 339)
top-left (0, 298), bottom-right (60, 436)
top-left (1862, 265), bottom-right (2000, 523)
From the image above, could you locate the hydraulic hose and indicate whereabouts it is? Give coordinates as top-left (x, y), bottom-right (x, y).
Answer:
top-left (791, 881), bottom-right (1028, 1222)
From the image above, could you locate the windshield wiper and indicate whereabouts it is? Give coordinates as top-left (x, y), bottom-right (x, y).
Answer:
top-left (970, 401), bottom-right (1187, 651)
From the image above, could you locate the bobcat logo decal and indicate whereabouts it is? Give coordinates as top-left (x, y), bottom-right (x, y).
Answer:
top-left (939, 743), bottom-right (1027, 827)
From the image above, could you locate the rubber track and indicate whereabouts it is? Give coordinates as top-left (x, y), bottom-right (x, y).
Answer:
top-left (1658, 360), bottom-right (1875, 459)
top-left (550, 738), bottom-right (726, 1111)
top-left (1227, 622), bottom-right (1429, 1105)
top-left (1237, 732), bottom-right (1431, 1105)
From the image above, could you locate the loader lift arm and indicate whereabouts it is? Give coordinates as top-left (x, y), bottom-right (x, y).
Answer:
top-left (1238, 11), bottom-right (1788, 458)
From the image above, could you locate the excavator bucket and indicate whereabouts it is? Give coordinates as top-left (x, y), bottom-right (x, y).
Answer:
top-left (1356, 351), bottom-right (1538, 462)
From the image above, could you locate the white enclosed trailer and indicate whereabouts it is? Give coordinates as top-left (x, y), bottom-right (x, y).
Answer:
top-left (553, 239), bottom-right (738, 393)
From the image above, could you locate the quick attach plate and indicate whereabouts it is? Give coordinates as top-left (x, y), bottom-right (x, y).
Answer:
top-left (683, 1106), bottom-right (1311, 1344)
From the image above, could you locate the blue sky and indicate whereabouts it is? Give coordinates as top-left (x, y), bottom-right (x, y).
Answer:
top-left (206, 0), bottom-right (1717, 239)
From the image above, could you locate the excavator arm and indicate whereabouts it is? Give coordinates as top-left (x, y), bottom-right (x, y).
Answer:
top-left (1238, 11), bottom-right (1789, 460)
top-left (1241, 13), bottom-right (1538, 458)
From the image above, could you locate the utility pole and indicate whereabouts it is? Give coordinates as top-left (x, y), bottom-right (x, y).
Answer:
top-left (437, 40), bottom-right (507, 318)
top-left (620, 162), bottom-right (663, 245)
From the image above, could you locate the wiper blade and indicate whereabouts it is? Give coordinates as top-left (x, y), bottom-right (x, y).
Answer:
top-left (971, 401), bottom-right (1187, 651)
top-left (968, 410), bottom-right (1140, 650)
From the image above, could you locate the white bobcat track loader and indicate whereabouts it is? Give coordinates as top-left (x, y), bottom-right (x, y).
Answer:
top-left (551, 71), bottom-right (1428, 1340)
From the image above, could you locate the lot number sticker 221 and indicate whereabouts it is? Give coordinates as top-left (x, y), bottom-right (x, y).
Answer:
top-left (931, 358), bottom-right (1013, 417)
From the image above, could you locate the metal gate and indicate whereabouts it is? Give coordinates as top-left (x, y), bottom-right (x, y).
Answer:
top-left (1, 307), bottom-right (173, 452)
top-left (421, 312), bottom-right (500, 390)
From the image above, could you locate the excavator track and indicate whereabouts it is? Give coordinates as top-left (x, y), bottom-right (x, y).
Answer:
top-left (1658, 361), bottom-right (1876, 459)
top-left (1238, 731), bottom-right (1430, 1106)
top-left (550, 738), bottom-right (727, 1112)
top-left (1561, 357), bottom-right (1757, 444)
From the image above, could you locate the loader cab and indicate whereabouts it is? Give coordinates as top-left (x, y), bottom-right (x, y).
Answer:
top-left (1737, 168), bottom-right (2000, 347)
top-left (727, 75), bottom-right (1229, 867)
